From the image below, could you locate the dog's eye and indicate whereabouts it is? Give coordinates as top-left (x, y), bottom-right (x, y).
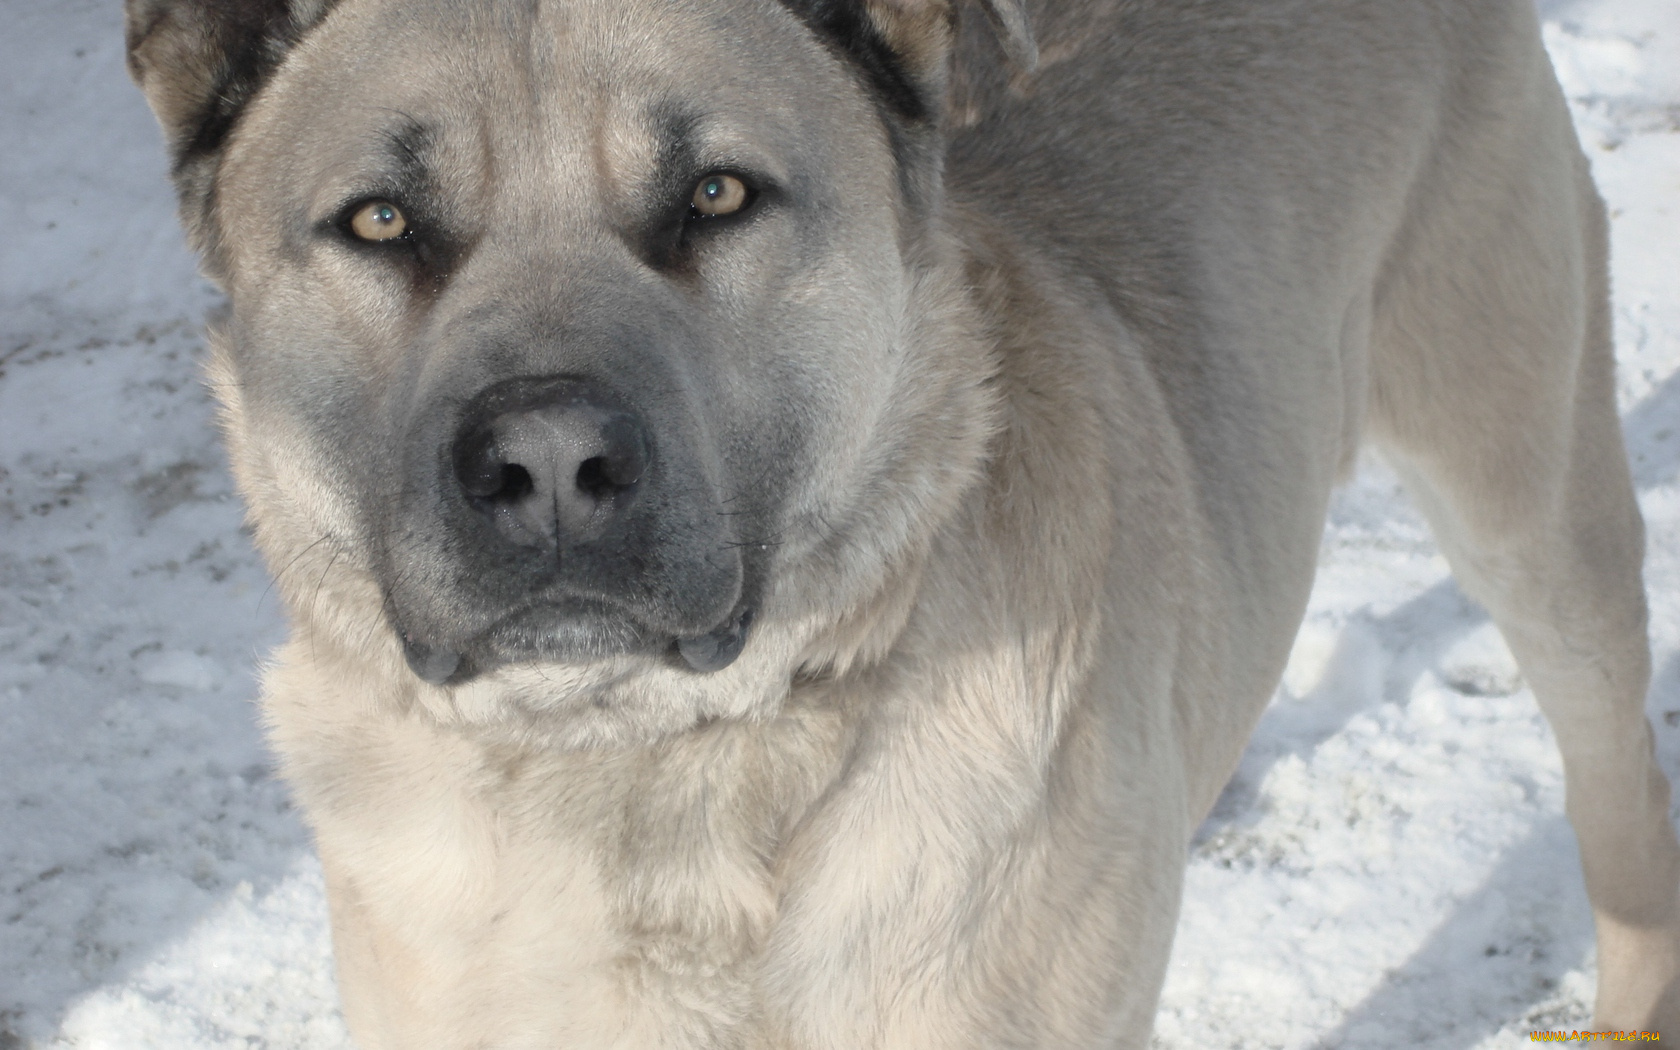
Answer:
top-left (349, 200), bottom-right (409, 242)
top-left (690, 174), bottom-right (750, 218)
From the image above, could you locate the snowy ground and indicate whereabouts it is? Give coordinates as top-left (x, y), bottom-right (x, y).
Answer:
top-left (0, 0), bottom-right (1675, 1046)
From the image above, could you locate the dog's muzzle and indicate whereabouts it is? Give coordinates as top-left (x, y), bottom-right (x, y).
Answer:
top-left (383, 374), bottom-right (754, 686)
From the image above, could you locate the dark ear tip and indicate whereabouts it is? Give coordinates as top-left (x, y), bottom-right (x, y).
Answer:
top-left (122, 0), bottom-right (169, 81)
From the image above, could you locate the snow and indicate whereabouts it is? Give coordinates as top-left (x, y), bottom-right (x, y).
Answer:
top-left (0, 0), bottom-right (1675, 1046)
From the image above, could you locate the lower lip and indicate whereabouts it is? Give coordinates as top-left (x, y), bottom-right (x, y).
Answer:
top-left (675, 605), bottom-right (755, 673)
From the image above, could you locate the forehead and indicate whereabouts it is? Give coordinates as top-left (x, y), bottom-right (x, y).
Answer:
top-left (256, 0), bottom-right (873, 172)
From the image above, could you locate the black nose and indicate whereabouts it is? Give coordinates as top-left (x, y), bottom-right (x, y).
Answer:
top-left (452, 380), bottom-right (650, 550)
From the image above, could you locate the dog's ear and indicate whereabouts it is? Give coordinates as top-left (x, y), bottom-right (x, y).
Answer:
top-left (125, 0), bottom-right (336, 257)
top-left (782, 0), bottom-right (1035, 122)
top-left (869, 0), bottom-right (1037, 78)
top-left (781, 0), bottom-right (1033, 215)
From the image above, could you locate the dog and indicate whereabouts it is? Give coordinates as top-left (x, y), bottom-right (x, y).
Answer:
top-left (125, 0), bottom-right (1680, 1044)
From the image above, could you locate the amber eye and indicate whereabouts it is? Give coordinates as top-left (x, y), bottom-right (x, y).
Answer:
top-left (691, 174), bottom-right (749, 218)
top-left (349, 200), bottom-right (409, 241)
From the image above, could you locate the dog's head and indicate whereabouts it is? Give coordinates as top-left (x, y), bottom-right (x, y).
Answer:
top-left (127, 0), bottom-right (1029, 744)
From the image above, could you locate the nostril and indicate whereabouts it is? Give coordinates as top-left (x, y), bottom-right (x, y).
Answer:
top-left (576, 423), bottom-right (648, 498)
top-left (495, 463), bottom-right (534, 501)
top-left (455, 432), bottom-right (537, 504)
top-left (576, 456), bottom-right (615, 499)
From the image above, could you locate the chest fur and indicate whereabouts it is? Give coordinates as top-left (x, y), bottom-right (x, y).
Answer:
top-left (294, 693), bottom-right (852, 1050)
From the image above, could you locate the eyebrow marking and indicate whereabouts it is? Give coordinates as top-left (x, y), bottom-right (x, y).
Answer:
top-left (620, 104), bottom-right (710, 268)
top-left (373, 110), bottom-right (436, 184)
